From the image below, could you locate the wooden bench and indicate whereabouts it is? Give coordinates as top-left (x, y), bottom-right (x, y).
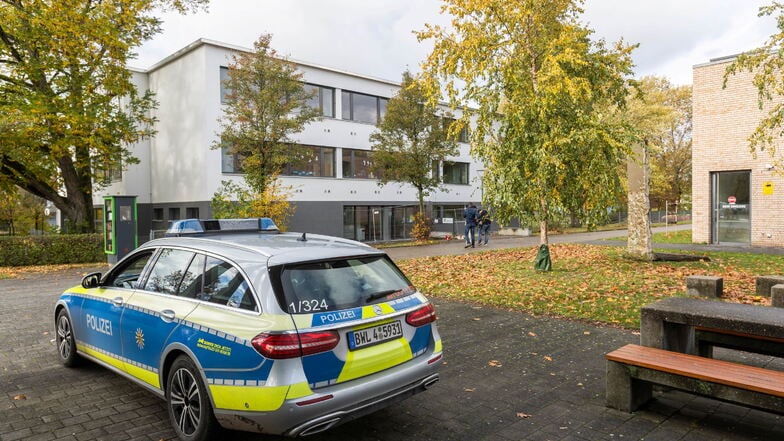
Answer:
top-left (606, 344), bottom-right (784, 413)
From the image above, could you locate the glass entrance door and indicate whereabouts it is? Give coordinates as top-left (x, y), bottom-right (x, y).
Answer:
top-left (711, 171), bottom-right (751, 244)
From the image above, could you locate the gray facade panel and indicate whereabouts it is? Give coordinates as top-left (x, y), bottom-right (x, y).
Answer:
top-left (288, 201), bottom-right (346, 237)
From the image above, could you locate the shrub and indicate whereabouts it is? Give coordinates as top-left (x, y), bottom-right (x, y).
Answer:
top-left (0, 234), bottom-right (104, 266)
top-left (410, 213), bottom-right (432, 242)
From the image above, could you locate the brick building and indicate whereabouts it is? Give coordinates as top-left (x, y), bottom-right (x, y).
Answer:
top-left (692, 55), bottom-right (784, 247)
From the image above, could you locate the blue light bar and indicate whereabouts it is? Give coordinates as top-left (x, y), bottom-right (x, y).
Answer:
top-left (166, 218), bottom-right (279, 236)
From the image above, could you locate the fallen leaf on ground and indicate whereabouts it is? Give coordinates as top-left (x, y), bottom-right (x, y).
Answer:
top-left (517, 412), bottom-right (532, 418)
top-left (464, 388), bottom-right (475, 392)
top-left (488, 360), bottom-right (502, 367)
top-left (543, 355), bottom-right (553, 362)
top-left (13, 394), bottom-right (26, 400)
top-left (528, 331), bottom-right (537, 337)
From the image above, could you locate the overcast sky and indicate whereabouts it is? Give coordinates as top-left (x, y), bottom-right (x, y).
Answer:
top-left (133, 0), bottom-right (779, 86)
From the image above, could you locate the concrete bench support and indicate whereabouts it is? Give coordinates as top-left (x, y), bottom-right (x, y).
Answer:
top-left (606, 344), bottom-right (784, 413)
top-left (685, 275), bottom-right (723, 298)
top-left (756, 275), bottom-right (784, 297)
top-left (772, 284), bottom-right (784, 308)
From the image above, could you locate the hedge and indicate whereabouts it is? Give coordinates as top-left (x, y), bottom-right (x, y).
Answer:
top-left (0, 234), bottom-right (104, 266)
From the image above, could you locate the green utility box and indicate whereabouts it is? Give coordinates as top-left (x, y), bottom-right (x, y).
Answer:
top-left (103, 196), bottom-right (138, 264)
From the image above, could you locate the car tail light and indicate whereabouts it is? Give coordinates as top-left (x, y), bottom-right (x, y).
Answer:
top-left (406, 303), bottom-right (437, 327)
top-left (251, 331), bottom-right (339, 359)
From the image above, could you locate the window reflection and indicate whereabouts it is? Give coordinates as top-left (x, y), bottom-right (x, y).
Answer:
top-left (342, 149), bottom-right (376, 179)
top-left (202, 257), bottom-right (257, 311)
top-left (144, 249), bottom-right (196, 295)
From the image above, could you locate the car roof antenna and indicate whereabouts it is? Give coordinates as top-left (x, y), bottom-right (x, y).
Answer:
top-left (298, 232), bottom-right (307, 242)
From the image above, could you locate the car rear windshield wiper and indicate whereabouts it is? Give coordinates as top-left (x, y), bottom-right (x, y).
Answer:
top-left (365, 289), bottom-right (400, 303)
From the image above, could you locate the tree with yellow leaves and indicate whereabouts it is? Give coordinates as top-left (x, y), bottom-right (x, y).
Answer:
top-left (418, 0), bottom-right (637, 269)
top-left (213, 34), bottom-right (320, 224)
top-left (0, 0), bottom-right (208, 232)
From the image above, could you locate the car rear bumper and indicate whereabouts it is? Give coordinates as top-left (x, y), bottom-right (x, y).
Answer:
top-left (214, 351), bottom-right (442, 436)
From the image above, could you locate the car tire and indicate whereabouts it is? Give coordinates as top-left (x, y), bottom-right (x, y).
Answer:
top-left (166, 355), bottom-right (220, 441)
top-left (55, 309), bottom-right (80, 367)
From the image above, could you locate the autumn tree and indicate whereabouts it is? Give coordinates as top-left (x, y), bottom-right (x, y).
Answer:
top-left (211, 180), bottom-right (294, 230)
top-left (369, 71), bottom-right (458, 239)
top-left (419, 0), bottom-right (636, 267)
top-left (0, 186), bottom-right (48, 235)
top-left (727, 3), bottom-right (784, 168)
top-left (214, 33), bottom-right (321, 218)
top-left (0, 0), bottom-right (207, 233)
top-left (649, 81), bottom-right (692, 212)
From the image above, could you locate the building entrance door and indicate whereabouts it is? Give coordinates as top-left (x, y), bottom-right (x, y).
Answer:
top-left (711, 171), bottom-right (751, 244)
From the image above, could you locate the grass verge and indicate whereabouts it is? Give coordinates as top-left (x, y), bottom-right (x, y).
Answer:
top-left (606, 228), bottom-right (693, 244)
top-left (0, 263), bottom-right (108, 280)
top-left (398, 243), bottom-right (779, 329)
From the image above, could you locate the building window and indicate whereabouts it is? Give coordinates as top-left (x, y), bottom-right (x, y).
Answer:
top-left (342, 149), bottom-right (376, 179)
top-left (169, 207), bottom-right (180, 221)
top-left (97, 161), bottom-right (122, 184)
top-left (343, 205), bottom-right (416, 241)
top-left (305, 84), bottom-right (334, 117)
top-left (220, 66), bottom-right (230, 104)
top-left (432, 204), bottom-right (466, 224)
top-left (341, 90), bottom-right (387, 124)
top-left (443, 161), bottom-right (469, 185)
top-left (432, 160), bottom-right (441, 181)
top-left (282, 145), bottom-right (335, 177)
top-left (94, 207), bottom-right (104, 233)
top-left (221, 145), bottom-right (245, 174)
top-left (153, 208), bottom-right (164, 221)
top-left (186, 207), bottom-right (199, 218)
top-left (442, 117), bottom-right (469, 143)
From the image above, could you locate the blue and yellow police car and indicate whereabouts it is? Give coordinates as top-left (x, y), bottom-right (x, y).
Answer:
top-left (54, 218), bottom-right (442, 440)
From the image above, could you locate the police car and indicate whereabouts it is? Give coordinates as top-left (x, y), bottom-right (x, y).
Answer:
top-left (54, 218), bottom-right (442, 440)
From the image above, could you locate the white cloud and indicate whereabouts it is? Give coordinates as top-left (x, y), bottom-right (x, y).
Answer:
top-left (582, 0), bottom-right (778, 84)
top-left (134, 0), bottom-right (780, 85)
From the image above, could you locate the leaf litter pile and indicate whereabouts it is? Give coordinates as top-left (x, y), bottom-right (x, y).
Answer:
top-left (398, 244), bottom-right (781, 329)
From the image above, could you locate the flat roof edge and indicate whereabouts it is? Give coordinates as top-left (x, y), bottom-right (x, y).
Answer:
top-left (142, 38), bottom-right (401, 87)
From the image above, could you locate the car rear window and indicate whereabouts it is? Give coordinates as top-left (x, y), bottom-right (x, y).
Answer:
top-left (274, 256), bottom-right (414, 314)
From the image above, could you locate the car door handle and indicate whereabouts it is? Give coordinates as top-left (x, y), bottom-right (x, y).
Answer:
top-left (160, 309), bottom-right (176, 323)
top-left (112, 297), bottom-right (124, 307)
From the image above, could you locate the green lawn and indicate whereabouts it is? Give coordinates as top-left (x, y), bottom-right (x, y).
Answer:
top-left (607, 228), bottom-right (694, 244)
top-left (399, 243), bottom-right (777, 329)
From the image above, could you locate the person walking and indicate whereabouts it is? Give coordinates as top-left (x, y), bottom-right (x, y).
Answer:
top-left (463, 204), bottom-right (478, 248)
top-left (477, 208), bottom-right (491, 246)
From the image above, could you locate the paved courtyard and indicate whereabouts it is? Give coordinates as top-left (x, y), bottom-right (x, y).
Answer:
top-left (2, 257), bottom-right (784, 440)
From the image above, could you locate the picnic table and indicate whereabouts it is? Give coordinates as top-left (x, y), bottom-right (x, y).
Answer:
top-left (606, 296), bottom-right (784, 413)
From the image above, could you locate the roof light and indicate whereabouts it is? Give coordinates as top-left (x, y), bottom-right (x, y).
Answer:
top-left (165, 218), bottom-right (279, 236)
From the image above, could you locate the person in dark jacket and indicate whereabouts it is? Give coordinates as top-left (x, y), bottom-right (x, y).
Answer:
top-left (477, 208), bottom-right (491, 246)
top-left (463, 204), bottom-right (478, 248)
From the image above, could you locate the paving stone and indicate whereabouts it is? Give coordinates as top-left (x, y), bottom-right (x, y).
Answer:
top-left (3, 264), bottom-right (784, 441)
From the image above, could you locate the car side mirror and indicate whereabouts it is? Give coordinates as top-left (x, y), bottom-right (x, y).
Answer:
top-left (81, 272), bottom-right (102, 289)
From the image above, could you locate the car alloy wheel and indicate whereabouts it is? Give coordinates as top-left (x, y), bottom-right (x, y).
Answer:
top-left (167, 356), bottom-right (218, 441)
top-left (56, 310), bottom-right (79, 367)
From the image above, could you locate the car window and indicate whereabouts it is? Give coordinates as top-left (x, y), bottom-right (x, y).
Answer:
top-left (277, 256), bottom-right (413, 314)
top-left (104, 250), bottom-right (155, 289)
top-left (201, 256), bottom-right (257, 312)
top-left (178, 254), bottom-right (205, 298)
top-left (143, 249), bottom-right (196, 296)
